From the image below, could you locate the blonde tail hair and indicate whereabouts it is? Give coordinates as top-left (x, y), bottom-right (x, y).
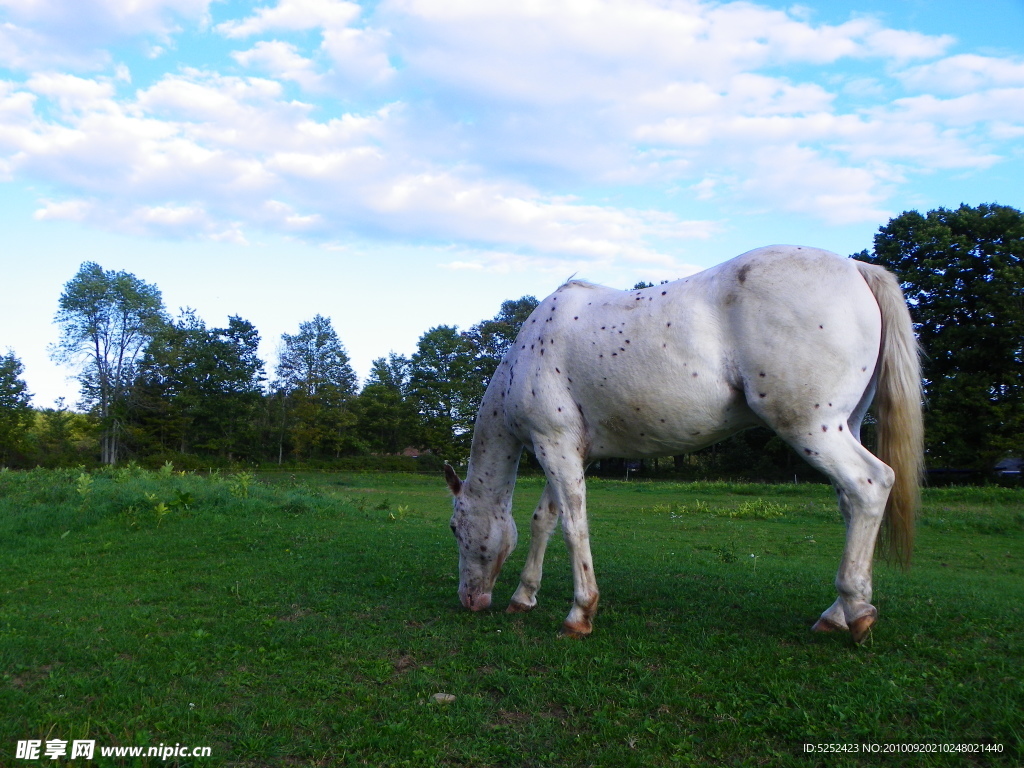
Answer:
top-left (856, 261), bottom-right (925, 569)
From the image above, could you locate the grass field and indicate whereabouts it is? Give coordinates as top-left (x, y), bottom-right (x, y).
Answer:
top-left (1, 467), bottom-right (1022, 766)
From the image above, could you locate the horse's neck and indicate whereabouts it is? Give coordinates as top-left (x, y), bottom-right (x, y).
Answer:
top-left (463, 382), bottom-right (522, 502)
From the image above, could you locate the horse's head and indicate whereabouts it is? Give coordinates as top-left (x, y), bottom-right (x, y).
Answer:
top-left (444, 464), bottom-right (518, 611)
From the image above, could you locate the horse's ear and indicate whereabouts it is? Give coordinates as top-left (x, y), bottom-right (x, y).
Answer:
top-left (443, 463), bottom-right (462, 495)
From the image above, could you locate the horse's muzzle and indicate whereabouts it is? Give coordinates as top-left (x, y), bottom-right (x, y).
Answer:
top-left (460, 590), bottom-right (492, 611)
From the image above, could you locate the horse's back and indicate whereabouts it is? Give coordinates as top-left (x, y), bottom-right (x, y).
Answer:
top-left (500, 246), bottom-right (882, 457)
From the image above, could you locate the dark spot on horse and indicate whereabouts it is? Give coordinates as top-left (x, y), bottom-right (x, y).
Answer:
top-left (838, 425), bottom-right (843, 432)
top-left (612, 353), bottom-right (617, 356)
top-left (822, 425), bottom-right (828, 432)
top-left (574, 316), bottom-right (578, 320)
top-left (531, 390), bottom-right (536, 396)
top-left (582, 562), bottom-right (589, 572)
top-left (662, 291), bottom-right (667, 295)
top-left (814, 404), bottom-right (820, 409)
top-left (759, 392), bottom-right (766, 397)
top-left (819, 325), bottom-right (824, 330)
top-left (558, 407), bottom-right (562, 412)
top-left (533, 513), bottom-right (539, 520)
top-left (540, 349), bottom-right (545, 355)
top-left (666, 322), bottom-right (671, 327)
top-left (555, 368), bottom-right (561, 373)
top-left (599, 354), bottom-right (604, 358)
top-left (640, 433), bottom-right (645, 436)
top-left (635, 407), bottom-right (641, 411)
top-left (867, 478), bottom-right (873, 484)
top-left (567, 378), bottom-right (572, 383)
top-left (759, 372), bottom-right (766, 377)
top-left (660, 419), bottom-right (666, 423)
top-left (625, 339), bottom-right (630, 344)
top-left (620, 347), bottom-right (625, 352)
top-left (804, 448), bottom-right (813, 455)
top-left (530, 344), bottom-right (534, 349)
top-left (738, 263), bottom-right (752, 284)
top-left (601, 326), bottom-right (606, 330)
top-left (862, 366), bottom-right (867, 372)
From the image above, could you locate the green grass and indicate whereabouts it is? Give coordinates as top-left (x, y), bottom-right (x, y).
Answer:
top-left (1, 468), bottom-right (1022, 766)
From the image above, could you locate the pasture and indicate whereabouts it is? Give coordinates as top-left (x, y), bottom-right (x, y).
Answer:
top-left (1, 467), bottom-right (1022, 766)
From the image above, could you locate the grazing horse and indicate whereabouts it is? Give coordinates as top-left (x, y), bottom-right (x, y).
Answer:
top-left (445, 245), bottom-right (923, 643)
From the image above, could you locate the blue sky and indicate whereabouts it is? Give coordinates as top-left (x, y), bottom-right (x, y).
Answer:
top-left (2, 0), bottom-right (1023, 407)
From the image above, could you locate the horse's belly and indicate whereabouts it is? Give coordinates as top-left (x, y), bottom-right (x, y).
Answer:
top-left (582, 383), bottom-right (759, 460)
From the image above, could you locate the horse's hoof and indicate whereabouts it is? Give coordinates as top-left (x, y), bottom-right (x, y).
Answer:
top-left (811, 616), bottom-right (848, 633)
top-left (559, 620), bottom-right (592, 639)
top-left (506, 600), bottom-right (534, 614)
top-left (849, 611), bottom-right (877, 644)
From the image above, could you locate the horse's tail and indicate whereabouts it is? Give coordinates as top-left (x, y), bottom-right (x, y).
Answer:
top-left (856, 261), bottom-right (924, 569)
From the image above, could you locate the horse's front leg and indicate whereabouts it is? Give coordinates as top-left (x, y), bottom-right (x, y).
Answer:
top-left (554, 470), bottom-right (599, 637)
top-left (508, 484), bottom-right (560, 613)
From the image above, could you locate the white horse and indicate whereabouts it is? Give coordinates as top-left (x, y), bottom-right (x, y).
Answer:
top-left (445, 245), bottom-right (923, 643)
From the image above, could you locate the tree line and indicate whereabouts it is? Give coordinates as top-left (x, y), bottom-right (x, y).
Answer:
top-left (1, 204), bottom-right (1022, 478)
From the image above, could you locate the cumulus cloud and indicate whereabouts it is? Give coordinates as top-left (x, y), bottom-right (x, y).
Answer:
top-left (0, 67), bottom-right (710, 271)
top-left (0, 0), bottom-right (213, 70)
top-left (215, 0), bottom-right (360, 38)
top-left (232, 41), bottom-right (326, 93)
top-left (1, 0), bottom-right (1022, 271)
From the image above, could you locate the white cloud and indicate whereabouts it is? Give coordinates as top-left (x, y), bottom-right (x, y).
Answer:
top-left (215, 0), bottom-right (360, 38)
top-left (899, 54), bottom-right (1024, 95)
top-left (232, 41), bottom-right (326, 92)
top-left (0, 68), bottom-right (711, 262)
top-left (0, 0), bottom-right (213, 70)
top-left (1, 0), bottom-right (1022, 266)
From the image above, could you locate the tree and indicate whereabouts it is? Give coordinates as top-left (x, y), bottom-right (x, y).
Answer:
top-left (0, 351), bottom-right (33, 464)
top-left (26, 398), bottom-right (98, 467)
top-left (132, 310), bottom-right (266, 460)
top-left (467, 296), bottom-right (539, 383)
top-left (857, 203), bottom-right (1024, 470)
top-left (52, 262), bottom-right (166, 464)
top-left (274, 315), bottom-right (360, 459)
top-left (352, 354), bottom-right (419, 454)
top-left (409, 326), bottom-right (483, 462)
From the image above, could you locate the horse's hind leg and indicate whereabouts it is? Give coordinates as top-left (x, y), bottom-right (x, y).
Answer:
top-left (791, 431), bottom-right (895, 643)
top-left (508, 483), bottom-right (561, 613)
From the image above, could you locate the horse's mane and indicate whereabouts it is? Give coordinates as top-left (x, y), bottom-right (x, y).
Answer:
top-left (559, 277), bottom-right (601, 290)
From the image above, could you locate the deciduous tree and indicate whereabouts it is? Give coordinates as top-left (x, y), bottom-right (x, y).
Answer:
top-left (856, 203), bottom-right (1024, 470)
top-left (409, 326), bottom-right (482, 462)
top-left (133, 310), bottom-right (265, 460)
top-left (352, 354), bottom-right (418, 455)
top-left (0, 351), bottom-right (33, 464)
top-left (274, 315), bottom-right (359, 459)
top-left (52, 262), bottom-right (166, 464)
